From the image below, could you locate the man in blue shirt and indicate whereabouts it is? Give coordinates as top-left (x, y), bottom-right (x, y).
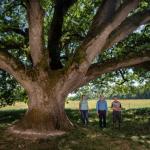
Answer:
top-left (96, 95), bottom-right (108, 128)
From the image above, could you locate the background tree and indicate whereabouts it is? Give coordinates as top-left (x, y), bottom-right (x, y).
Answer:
top-left (0, 70), bottom-right (27, 107)
top-left (0, 0), bottom-right (150, 135)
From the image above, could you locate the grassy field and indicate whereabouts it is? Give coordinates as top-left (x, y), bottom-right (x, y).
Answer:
top-left (1, 99), bottom-right (150, 111)
top-left (0, 100), bottom-right (150, 150)
top-left (65, 99), bottom-right (150, 110)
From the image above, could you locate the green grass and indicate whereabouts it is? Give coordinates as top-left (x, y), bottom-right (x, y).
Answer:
top-left (1, 99), bottom-right (150, 111)
top-left (0, 100), bottom-right (150, 150)
top-left (65, 99), bottom-right (150, 110)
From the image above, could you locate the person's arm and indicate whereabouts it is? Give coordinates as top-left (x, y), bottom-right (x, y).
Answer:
top-left (87, 101), bottom-right (89, 112)
top-left (96, 101), bottom-right (99, 115)
top-left (119, 103), bottom-right (122, 111)
top-left (105, 101), bottom-right (108, 111)
top-left (111, 102), bottom-right (114, 111)
top-left (79, 101), bottom-right (81, 112)
top-left (111, 102), bottom-right (113, 108)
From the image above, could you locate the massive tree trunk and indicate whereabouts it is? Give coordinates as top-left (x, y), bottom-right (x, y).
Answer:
top-left (18, 93), bottom-right (71, 131)
top-left (11, 73), bottom-right (74, 132)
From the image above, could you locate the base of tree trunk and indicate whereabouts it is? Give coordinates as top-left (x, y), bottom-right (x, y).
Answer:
top-left (7, 110), bottom-right (74, 139)
top-left (8, 125), bottom-right (66, 139)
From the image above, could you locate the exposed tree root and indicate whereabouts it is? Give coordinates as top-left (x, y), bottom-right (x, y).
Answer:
top-left (8, 126), bottom-right (66, 139)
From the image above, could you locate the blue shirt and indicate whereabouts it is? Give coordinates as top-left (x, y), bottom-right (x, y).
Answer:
top-left (96, 100), bottom-right (108, 111)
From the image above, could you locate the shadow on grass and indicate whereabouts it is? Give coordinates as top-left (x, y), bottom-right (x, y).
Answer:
top-left (0, 108), bottom-right (149, 137)
top-left (66, 108), bottom-right (150, 137)
top-left (0, 108), bottom-right (149, 150)
top-left (0, 109), bottom-right (26, 124)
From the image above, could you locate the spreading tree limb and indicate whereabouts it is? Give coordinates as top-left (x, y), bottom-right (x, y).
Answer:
top-left (65, 51), bottom-right (150, 93)
top-left (71, 0), bottom-right (139, 73)
top-left (48, 0), bottom-right (77, 70)
top-left (90, 0), bottom-right (121, 32)
top-left (26, 0), bottom-right (45, 67)
top-left (85, 51), bottom-right (150, 82)
top-left (103, 9), bottom-right (150, 50)
top-left (0, 49), bottom-right (31, 90)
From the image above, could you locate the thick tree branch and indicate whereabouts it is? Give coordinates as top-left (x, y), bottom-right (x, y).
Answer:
top-left (26, 0), bottom-right (45, 67)
top-left (65, 51), bottom-right (150, 94)
top-left (71, 0), bottom-right (139, 73)
top-left (0, 49), bottom-right (31, 90)
top-left (48, 0), bottom-right (77, 70)
top-left (133, 61), bottom-right (150, 71)
top-left (90, 0), bottom-right (121, 32)
top-left (85, 51), bottom-right (150, 82)
top-left (102, 9), bottom-right (150, 50)
top-left (61, 52), bottom-right (150, 96)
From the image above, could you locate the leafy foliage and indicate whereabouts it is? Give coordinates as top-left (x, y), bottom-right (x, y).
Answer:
top-left (0, 70), bottom-right (26, 107)
top-left (69, 69), bottom-right (150, 99)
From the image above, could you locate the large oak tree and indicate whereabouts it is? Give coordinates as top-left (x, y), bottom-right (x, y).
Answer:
top-left (0, 0), bottom-right (150, 134)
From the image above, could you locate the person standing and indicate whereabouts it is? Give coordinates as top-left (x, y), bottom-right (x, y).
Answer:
top-left (79, 95), bottom-right (89, 126)
top-left (111, 96), bottom-right (122, 129)
top-left (96, 95), bottom-right (108, 128)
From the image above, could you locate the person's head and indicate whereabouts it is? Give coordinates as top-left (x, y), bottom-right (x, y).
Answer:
top-left (82, 95), bottom-right (88, 100)
top-left (113, 96), bottom-right (118, 101)
top-left (99, 95), bottom-right (105, 100)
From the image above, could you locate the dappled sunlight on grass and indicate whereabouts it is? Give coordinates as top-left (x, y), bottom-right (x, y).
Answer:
top-left (0, 101), bottom-right (150, 149)
top-left (66, 107), bottom-right (150, 149)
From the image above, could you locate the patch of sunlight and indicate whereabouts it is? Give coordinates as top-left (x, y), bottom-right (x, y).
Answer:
top-left (141, 135), bottom-right (149, 139)
top-left (124, 118), bottom-right (132, 121)
top-left (70, 140), bottom-right (78, 144)
top-left (103, 128), bottom-right (109, 132)
top-left (147, 140), bottom-right (150, 144)
top-left (89, 118), bottom-right (99, 122)
top-left (131, 136), bottom-right (139, 141)
top-left (0, 102), bottom-right (27, 110)
top-left (139, 139), bottom-right (145, 143)
top-left (86, 133), bottom-right (102, 139)
top-left (63, 145), bottom-right (71, 150)
top-left (135, 116), bottom-right (141, 119)
top-left (119, 134), bottom-right (125, 138)
top-left (0, 124), bottom-right (6, 128)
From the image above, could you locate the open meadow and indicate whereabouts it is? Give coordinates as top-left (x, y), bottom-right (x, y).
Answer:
top-left (1, 99), bottom-right (150, 111)
top-left (65, 99), bottom-right (150, 110)
top-left (0, 99), bottom-right (150, 150)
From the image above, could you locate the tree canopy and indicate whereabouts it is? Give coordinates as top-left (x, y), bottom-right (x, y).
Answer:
top-left (0, 0), bottom-right (150, 105)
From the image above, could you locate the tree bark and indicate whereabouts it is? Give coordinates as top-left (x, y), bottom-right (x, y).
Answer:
top-left (12, 79), bottom-right (73, 133)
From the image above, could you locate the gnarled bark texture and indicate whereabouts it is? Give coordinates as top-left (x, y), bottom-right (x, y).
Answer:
top-left (12, 71), bottom-right (74, 132)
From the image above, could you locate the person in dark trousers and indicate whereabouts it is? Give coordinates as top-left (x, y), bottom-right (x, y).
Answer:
top-left (96, 95), bottom-right (108, 128)
top-left (79, 95), bottom-right (89, 126)
top-left (111, 96), bottom-right (122, 129)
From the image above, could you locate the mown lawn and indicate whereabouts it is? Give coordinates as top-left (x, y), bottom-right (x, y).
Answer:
top-left (0, 100), bottom-right (150, 150)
